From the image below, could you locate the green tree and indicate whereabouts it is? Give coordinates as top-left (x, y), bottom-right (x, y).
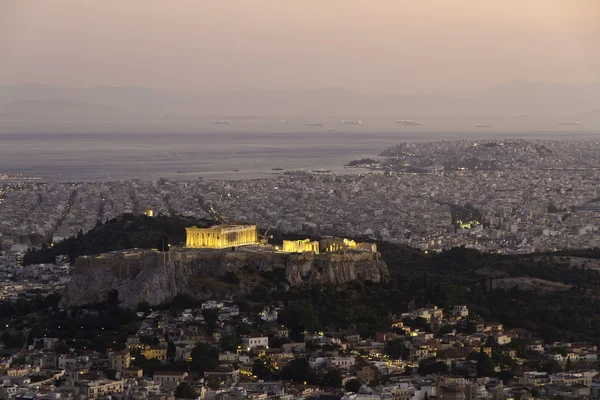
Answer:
top-left (175, 382), bottom-right (198, 399)
top-left (253, 359), bottom-right (271, 380)
top-left (385, 339), bottom-right (409, 360)
top-left (144, 358), bottom-right (164, 377)
top-left (542, 360), bottom-right (563, 374)
top-left (565, 357), bottom-right (573, 372)
top-left (280, 358), bottom-right (318, 385)
top-left (418, 358), bottom-right (449, 376)
top-left (476, 348), bottom-right (496, 378)
top-left (190, 343), bottom-right (219, 375)
top-left (345, 379), bottom-right (362, 392)
top-left (0, 332), bottom-right (26, 349)
top-left (202, 309), bottom-right (220, 335)
top-left (321, 369), bottom-right (342, 388)
top-left (220, 334), bottom-right (241, 352)
top-left (436, 324), bottom-right (456, 337)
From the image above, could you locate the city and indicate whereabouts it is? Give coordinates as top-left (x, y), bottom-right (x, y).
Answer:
top-left (3, 139), bottom-right (600, 398)
top-left (2, 0), bottom-right (600, 399)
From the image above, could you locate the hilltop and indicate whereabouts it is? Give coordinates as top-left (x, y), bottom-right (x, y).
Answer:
top-left (22, 214), bottom-right (214, 266)
top-left (24, 214), bottom-right (600, 343)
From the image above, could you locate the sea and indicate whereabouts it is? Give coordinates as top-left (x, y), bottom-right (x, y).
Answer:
top-left (0, 118), bottom-right (597, 181)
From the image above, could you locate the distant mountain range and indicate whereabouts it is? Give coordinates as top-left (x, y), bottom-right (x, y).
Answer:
top-left (0, 81), bottom-right (598, 118)
top-left (2, 99), bottom-right (124, 115)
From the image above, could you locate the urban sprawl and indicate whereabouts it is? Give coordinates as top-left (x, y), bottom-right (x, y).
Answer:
top-left (3, 139), bottom-right (600, 399)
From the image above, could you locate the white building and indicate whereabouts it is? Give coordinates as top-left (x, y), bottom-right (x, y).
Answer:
top-left (452, 305), bottom-right (469, 318)
top-left (325, 357), bottom-right (356, 370)
top-left (243, 334), bottom-right (269, 350)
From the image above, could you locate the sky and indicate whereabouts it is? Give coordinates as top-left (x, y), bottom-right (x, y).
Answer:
top-left (1, 0), bottom-right (599, 96)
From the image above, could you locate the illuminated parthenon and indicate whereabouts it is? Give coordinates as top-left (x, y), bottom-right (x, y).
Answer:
top-left (185, 225), bottom-right (258, 249)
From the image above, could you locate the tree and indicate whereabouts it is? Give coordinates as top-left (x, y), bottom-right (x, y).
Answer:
top-left (418, 358), bottom-right (449, 376)
top-left (476, 348), bottom-right (496, 378)
top-left (202, 309), bottom-right (219, 335)
top-left (175, 382), bottom-right (198, 399)
top-left (385, 339), bottom-right (409, 360)
top-left (345, 379), bottom-right (362, 393)
top-left (144, 358), bottom-right (164, 377)
top-left (321, 369), bottom-right (342, 388)
top-left (497, 369), bottom-right (514, 383)
top-left (280, 358), bottom-right (318, 385)
top-left (565, 357), bottom-right (573, 372)
top-left (1, 332), bottom-right (26, 349)
top-left (190, 343), bottom-right (219, 375)
top-left (220, 334), bottom-right (241, 352)
top-left (253, 359), bottom-right (270, 380)
top-left (436, 324), bottom-right (456, 337)
top-left (542, 360), bottom-right (563, 374)
top-left (269, 336), bottom-right (291, 349)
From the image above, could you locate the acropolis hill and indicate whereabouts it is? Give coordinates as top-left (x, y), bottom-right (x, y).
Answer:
top-left (60, 224), bottom-right (388, 309)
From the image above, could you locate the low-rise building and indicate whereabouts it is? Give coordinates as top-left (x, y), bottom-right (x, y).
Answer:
top-left (243, 334), bottom-right (268, 350)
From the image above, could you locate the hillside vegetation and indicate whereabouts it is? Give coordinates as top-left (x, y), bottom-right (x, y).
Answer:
top-left (21, 215), bottom-right (600, 345)
top-left (23, 214), bottom-right (213, 266)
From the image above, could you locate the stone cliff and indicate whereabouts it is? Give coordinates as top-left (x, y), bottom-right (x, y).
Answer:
top-left (60, 249), bottom-right (389, 309)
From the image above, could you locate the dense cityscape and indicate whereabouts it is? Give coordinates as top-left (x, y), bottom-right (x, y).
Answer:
top-left (2, 139), bottom-right (600, 399)
top-left (3, 140), bottom-right (600, 262)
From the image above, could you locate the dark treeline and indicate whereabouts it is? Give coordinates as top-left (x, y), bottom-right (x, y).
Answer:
top-left (16, 215), bottom-right (600, 347)
top-left (22, 214), bottom-right (213, 266)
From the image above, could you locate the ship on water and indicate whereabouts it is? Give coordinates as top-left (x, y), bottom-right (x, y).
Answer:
top-left (306, 123), bottom-right (323, 127)
top-left (558, 122), bottom-right (580, 126)
top-left (213, 120), bottom-right (230, 124)
top-left (342, 120), bottom-right (362, 125)
top-left (397, 120), bottom-right (420, 125)
top-left (476, 124), bottom-right (492, 128)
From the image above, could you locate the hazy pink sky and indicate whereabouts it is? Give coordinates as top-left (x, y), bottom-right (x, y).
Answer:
top-left (1, 0), bottom-right (598, 95)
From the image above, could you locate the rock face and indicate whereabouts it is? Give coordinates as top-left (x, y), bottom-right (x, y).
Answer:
top-left (60, 249), bottom-right (389, 309)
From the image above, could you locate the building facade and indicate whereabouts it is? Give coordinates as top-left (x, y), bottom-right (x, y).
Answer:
top-left (320, 238), bottom-right (377, 253)
top-left (185, 225), bottom-right (258, 249)
top-left (109, 349), bottom-right (131, 371)
top-left (282, 239), bottom-right (320, 254)
top-left (243, 334), bottom-right (269, 350)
